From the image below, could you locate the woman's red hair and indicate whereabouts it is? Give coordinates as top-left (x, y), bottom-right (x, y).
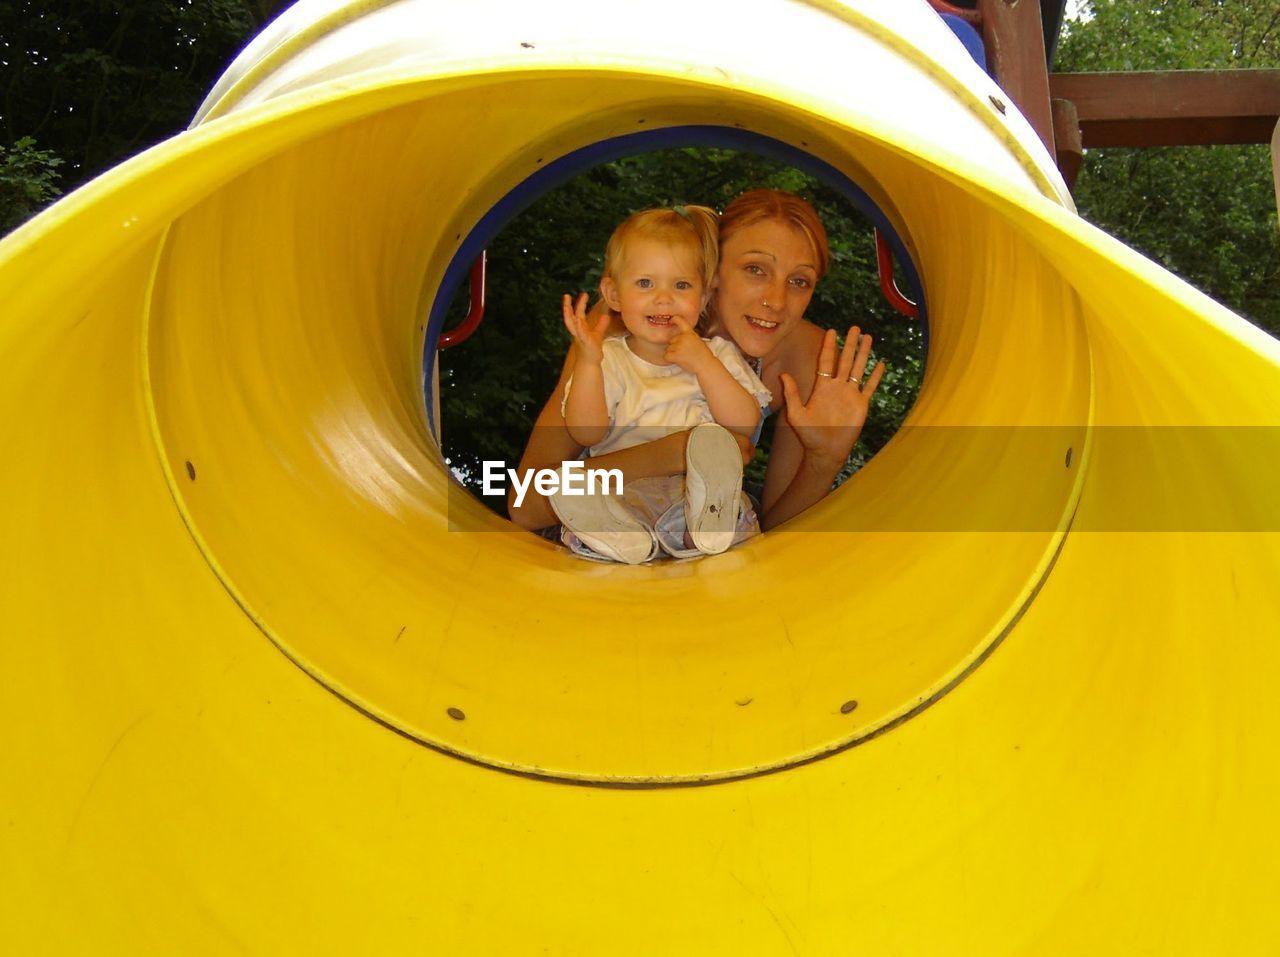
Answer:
top-left (718, 189), bottom-right (830, 279)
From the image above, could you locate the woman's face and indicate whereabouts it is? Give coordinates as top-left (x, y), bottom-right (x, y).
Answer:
top-left (711, 219), bottom-right (820, 359)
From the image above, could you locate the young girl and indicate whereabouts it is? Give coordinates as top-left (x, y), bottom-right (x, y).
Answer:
top-left (553, 205), bottom-right (771, 564)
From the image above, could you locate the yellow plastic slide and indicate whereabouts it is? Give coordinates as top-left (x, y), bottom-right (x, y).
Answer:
top-left (3, 1), bottom-right (1279, 952)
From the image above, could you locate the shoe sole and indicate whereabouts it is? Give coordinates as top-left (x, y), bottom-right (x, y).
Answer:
top-left (550, 492), bottom-right (656, 564)
top-left (685, 424), bottom-right (743, 555)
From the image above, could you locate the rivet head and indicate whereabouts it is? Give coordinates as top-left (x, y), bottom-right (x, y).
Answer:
top-left (989, 95), bottom-right (1007, 114)
top-left (1065, 447), bottom-right (1074, 468)
top-left (840, 700), bottom-right (859, 715)
top-left (446, 707), bottom-right (466, 721)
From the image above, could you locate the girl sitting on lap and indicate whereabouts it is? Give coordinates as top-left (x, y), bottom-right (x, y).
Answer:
top-left (553, 205), bottom-right (770, 563)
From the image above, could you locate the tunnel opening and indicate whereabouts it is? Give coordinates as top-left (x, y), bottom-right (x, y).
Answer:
top-left (424, 127), bottom-right (929, 524)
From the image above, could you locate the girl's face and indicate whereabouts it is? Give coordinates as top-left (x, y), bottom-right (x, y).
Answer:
top-left (711, 219), bottom-right (820, 359)
top-left (600, 237), bottom-right (707, 357)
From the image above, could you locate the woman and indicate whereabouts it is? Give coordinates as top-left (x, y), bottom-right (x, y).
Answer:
top-left (508, 188), bottom-right (886, 533)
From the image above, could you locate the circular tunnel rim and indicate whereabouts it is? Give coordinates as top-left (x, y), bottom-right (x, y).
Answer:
top-left (144, 65), bottom-right (1094, 788)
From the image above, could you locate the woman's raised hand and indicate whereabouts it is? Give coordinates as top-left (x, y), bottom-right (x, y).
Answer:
top-left (561, 292), bottom-right (611, 364)
top-left (779, 326), bottom-right (886, 465)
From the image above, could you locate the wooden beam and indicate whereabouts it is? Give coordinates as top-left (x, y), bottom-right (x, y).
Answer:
top-left (1049, 70), bottom-right (1280, 147)
top-left (980, 0), bottom-right (1055, 154)
top-left (1051, 97), bottom-right (1082, 190)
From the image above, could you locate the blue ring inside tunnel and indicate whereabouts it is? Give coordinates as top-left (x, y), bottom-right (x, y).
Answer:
top-left (422, 125), bottom-right (929, 435)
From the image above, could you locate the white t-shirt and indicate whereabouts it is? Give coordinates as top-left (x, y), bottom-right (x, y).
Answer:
top-left (562, 335), bottom-right (771, 457)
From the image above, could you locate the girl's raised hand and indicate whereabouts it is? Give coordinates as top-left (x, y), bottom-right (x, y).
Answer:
top-left (779, 326), bottom-right (886, 465)
top-left (663, 315), bottom-right (714, 374)
top-left (561, 292), bottom-right (611, 364)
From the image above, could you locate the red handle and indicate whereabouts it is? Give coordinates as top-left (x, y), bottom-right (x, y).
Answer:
top-left (438, 251), bottom-right (486, 349)
top-left (875, 229), bottom-right (918, 319)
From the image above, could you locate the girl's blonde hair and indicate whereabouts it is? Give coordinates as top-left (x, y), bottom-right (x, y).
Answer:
top-left (602, 204), bottom-right (720, 290)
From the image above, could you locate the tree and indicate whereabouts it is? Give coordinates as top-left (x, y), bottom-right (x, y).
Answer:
top-left (1056, 0), bottom-right (1280, 336)
top-left (0, 0), bottom-right (286, 229)
top-left (1, 135), bottom-right (62, 231)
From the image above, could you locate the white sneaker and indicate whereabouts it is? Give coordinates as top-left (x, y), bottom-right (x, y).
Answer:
top-left (684, 424), bottom-right (743, 555)
top-left (550, 491), bottom-right (657, 565)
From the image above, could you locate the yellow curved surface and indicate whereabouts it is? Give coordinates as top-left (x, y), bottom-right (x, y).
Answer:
top-left (3, 53), bottom-right (1280, 957)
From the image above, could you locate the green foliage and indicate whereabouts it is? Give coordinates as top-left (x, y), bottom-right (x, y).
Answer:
top-left (0, 0), bottom-right (284, 229)
top-left (1058, 0), bottom-right (1280, 336)
top-left (436, 148), bottom-right (926, 505)
top-left (0, 136), bottom-right (62, 231)
top-left (1062, 0), bottom-right (1279, 70)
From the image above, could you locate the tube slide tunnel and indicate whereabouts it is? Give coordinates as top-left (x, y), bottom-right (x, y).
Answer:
top-left (3, 0), bottom-right (1279, 951)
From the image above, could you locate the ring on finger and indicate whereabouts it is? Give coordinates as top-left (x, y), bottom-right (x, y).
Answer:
top-left (816, 371), bottom-right (835, 378)
top-left (848, 376), bottom-right (862, 386)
